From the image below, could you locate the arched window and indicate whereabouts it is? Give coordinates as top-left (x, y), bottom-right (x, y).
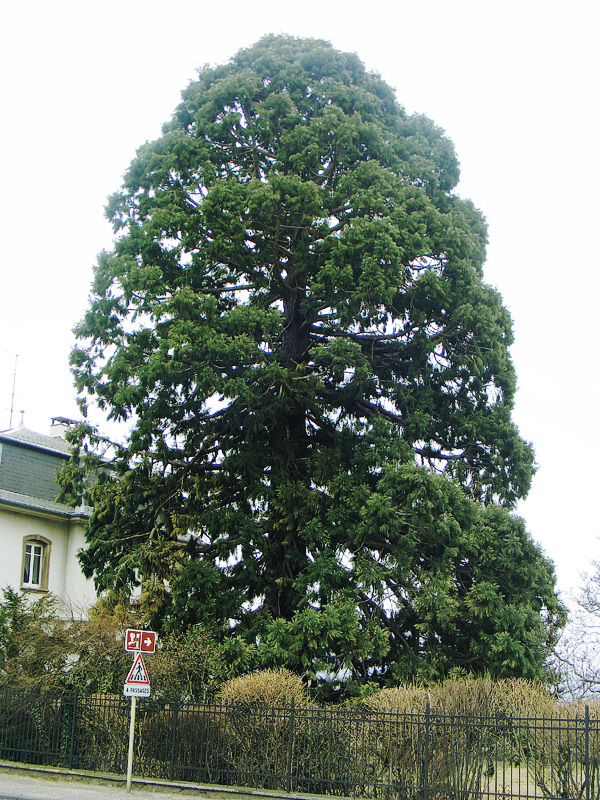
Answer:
top-left (21, 536), bottom-right (51, 591)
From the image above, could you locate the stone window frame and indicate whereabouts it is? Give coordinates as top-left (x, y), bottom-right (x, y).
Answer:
top-left (21, 535), bottom-right (51, 592)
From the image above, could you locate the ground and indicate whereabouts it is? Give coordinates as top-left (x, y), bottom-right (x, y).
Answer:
top-left (0, 765), bottom-right (205, 799)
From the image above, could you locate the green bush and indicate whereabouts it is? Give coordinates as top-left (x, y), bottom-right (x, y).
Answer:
top-left (0, 589), bottom-right (234, 700)
top-left (0, 589), bottom-right (72, 691)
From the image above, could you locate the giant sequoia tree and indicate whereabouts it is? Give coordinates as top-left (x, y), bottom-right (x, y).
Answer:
top-left (66, 35), bottom-right (564, 684)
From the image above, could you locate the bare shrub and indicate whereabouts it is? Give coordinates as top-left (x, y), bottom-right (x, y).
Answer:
top-left (358, 687), bottom-right (425, 798)
top-left (217, 668), bottom-right (312, 707)
top-left (157, 703), bottom-right (229, 784)
top-left (359, 679), bottom-right (525, 800)
top-left (362, 685), bottom-right (430, 715)
top-left (516, 700), bottom-right (600, 800)
top-left (491, 677), bottom-right (556, 718)
top-left (432, 677), bottom-right (496, 715)
top-left (216, 669), bottom-right (312, 790)
top-left (484, 679), bottom-right (558, 788)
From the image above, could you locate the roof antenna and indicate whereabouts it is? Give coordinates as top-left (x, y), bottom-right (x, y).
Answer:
top-left (9, 354), bottom-right (18, 429)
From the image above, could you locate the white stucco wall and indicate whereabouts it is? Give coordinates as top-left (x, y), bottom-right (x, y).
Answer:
top-left (64, 520), bottom-right (97, 614)
top-left (0, 505), bottom-right (96, 614)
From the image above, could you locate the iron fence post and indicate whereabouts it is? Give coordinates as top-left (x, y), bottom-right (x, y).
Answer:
top-left (585, 705), bottom-right (590, 800)
top-left (169, 697), bottom-right (180, 782)
top-left (287, 698), bottom-right (295, 793)
top-left (424, 701), bottom-right (430, 800)
top-left (68, 689), bottom-right (78, 770)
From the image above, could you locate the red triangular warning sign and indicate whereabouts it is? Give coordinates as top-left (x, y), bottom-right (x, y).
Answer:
top-left (126, 653), bottom-right (150, 685)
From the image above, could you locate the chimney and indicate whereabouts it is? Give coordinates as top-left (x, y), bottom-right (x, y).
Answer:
top-left (50, 416), bottom-right (77, 439)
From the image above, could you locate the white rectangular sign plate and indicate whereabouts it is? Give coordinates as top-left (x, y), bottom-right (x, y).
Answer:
top-left (124, 684), bottom-right (151, 697)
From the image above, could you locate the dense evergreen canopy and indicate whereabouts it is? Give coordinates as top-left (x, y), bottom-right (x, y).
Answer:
top-left (65, 35), bottom-right (564, 685)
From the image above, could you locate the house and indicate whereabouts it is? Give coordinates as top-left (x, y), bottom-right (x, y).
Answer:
top-left (0, 417), bottom-right (96, 613)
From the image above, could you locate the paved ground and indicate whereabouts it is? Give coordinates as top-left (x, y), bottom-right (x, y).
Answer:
top-left (0, 769), bottom-right (209, 800)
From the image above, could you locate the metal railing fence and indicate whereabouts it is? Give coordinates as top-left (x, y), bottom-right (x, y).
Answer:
top-left (1, 690), bottom-right (599, 800)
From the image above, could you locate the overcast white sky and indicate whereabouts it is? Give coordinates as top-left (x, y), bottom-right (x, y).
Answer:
top-left (1, 0), bottom-right (598, 597)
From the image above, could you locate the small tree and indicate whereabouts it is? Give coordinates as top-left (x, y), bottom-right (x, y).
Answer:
top-left (553, 558), bottom-right (600, 698)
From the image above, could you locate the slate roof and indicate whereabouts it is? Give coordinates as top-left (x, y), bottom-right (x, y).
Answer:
top-left (0, 424), bottom-right (90, 518)
top-left (0, 488), bottom-right (91, 518)
top-left (0, 425), bottom-right (72, 455)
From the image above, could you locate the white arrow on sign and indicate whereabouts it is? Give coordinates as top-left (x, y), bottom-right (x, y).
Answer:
top-left (125, 628), bottom-right (157, 653)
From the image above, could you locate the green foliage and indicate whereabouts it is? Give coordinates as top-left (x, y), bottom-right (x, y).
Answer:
top-left (63, 599), bottom-right (139, 695)
top-left (64, 35), bottom-right (563, 686)
top-left (0, 591), bottom-right (235, 700)
top-left (150, 628), bottom-right (232, 701)
top-left (0, 589), bottom-right (72, 691)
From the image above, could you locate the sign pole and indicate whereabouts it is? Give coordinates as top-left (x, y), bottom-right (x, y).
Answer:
top-left (126, 695), bottom-right (137, 793)
top-left (123, 628), bottom-right (157, 792)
